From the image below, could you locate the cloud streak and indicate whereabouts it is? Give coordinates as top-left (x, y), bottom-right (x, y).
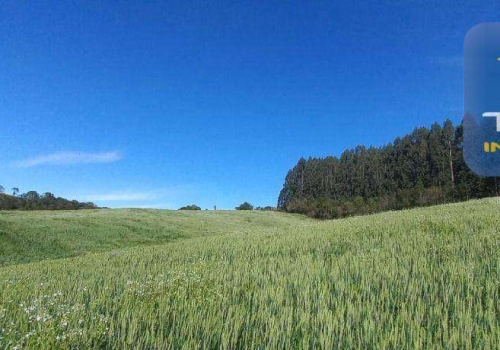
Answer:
top-left (13, 151), bottom-right (122, 167)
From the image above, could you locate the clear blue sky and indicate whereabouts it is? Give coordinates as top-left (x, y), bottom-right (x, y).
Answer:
top-left (0, 1), bottom-right (498, 209)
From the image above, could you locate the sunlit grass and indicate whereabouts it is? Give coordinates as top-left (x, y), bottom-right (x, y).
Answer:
top-left (1, 199), bottom-right (500, 348)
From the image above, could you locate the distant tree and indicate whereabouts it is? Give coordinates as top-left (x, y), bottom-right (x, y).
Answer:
top-left (25, 191), bottom-right (40, 201)
top-left (85, 202), bottom-right (97, 209)
top-left (0, 185), bottom-right (4, 194)
top-left (12, 187), bottom-right (19, 196)
top-left (22, 191), bottom-right (40, 210)
top-left (41, 192), bottom-right (57, 209)
top-left (42, 192), bottom-right (55, 199)
top-left (442, 119), bottom-right (456, 190)
top-left (235, 202), bottom-right (254, 210)
top-left (255, 206), bottom-right (276, 211)
top-left (179, 204), bottom-right (201, 210)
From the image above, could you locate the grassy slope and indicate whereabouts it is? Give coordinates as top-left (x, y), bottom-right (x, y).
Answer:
top-left (1, 199), bottom-right (500, 348)
top-left (0, 209), bottom-right (309, 266)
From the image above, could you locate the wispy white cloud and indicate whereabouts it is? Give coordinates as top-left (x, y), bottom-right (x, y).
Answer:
top-left (66, 185), bottom-right (197, 208)
top-left (12, 151), bottom-right (122, 168)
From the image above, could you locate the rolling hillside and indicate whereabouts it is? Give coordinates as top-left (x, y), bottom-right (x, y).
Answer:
top-left (1, 199), bottom-right (500, 348)
top-left (0, 209), bottom-right (309, 266)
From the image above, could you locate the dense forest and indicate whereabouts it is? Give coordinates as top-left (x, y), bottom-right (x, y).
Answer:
top-left (0, 187), bottom-right (97, 210)
top-left (278, 120), bottom-right (500, 219)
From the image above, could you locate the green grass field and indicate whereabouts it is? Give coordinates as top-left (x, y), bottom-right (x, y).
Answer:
top-left (1, 199), bottom-right (500, 349)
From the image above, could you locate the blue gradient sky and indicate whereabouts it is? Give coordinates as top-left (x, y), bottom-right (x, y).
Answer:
top-left (0, 1), bottom-right (498, 209)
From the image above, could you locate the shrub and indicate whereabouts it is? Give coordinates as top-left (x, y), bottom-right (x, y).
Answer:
top-left (179, 205), bottom-right (201, 211)
top-left (235, 202), bottom-right (254, 210)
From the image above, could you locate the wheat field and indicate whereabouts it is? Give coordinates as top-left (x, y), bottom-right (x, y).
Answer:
top-left (1, 199), bottom-right (500, 349)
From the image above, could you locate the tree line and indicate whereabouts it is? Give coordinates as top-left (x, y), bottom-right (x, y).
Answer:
top-left (278, 120), bottom-right (500, 219)
top-left (178, 202), bottom-right (276, 211)
top-left (0, 187), bottom-right (97, 210)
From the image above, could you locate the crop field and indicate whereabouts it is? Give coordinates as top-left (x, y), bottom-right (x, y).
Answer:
top-left (1, 199), bottom-right (500, 349)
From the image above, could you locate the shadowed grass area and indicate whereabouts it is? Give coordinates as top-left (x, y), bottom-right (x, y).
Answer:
top-left (0, 209), bottom-right (310, 266)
